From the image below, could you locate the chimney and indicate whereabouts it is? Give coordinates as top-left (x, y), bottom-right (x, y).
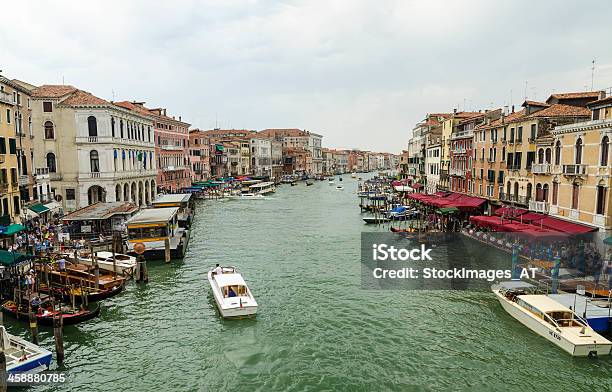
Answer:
top-left (511, 105), bottom-right (515, 113)
top-left (163, 108), bottom-right (167, 116)
top-left (599, 90), bottom-right (607, 100)
top-left (503, 105), bottom-right (509, 115)
top-left (453, 108), bottom-right (457, 114)
top-left (179, 115), bottom-right (182, 121)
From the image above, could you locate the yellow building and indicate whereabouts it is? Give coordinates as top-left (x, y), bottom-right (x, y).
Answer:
top-left (0, 76), bottom-right (34, 224)
top-left (439, 111), bottom-right (480, 191)
top-left (549, 94), bottom-right (612, 231)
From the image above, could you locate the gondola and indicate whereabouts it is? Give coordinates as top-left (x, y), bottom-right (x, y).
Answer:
top-left (38, 283), bottom-right (124, 303)
top-left (1, 300), bottom-right (101, 326)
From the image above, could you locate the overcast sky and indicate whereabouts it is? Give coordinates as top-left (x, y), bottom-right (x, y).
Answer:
top-left (2, 0), bottom-right (611, 153)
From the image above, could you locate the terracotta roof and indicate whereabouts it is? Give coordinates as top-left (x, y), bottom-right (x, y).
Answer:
top-left (114, 101), bottom-right (152, 116)
top-left (31, 85), bottom-right (77, 98)
top-left (548, 92), bottom-right (600, 100)
top-left (525, 103), bottom-right (590, 119)
top-left (59, 89), bottom-right (109, 106)
top-left (453, 111), bottom-right (482, 119)
top-left (259, 128), bottom-right (307, 137)
top-left (587, 96), bottom-right (612, 107)
top-left (522, 100), bottom-right (549, 107)
top-left (488, 109), bottom-right (527, 127)
top-left (201, 129), bottom-right (256, 137)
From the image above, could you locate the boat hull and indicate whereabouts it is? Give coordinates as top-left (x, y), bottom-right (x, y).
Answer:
top-left (494, 290), bottom-right (612, 357)
top-left (1, 302), bottom-right (101, 326)
top-left (207, 271), bottom-right (257, 319)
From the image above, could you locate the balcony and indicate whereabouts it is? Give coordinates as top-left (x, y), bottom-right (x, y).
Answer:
top-left (529, 200), bottom-right (549, 213)
top-left (531, 163), bottom-right (551, 175)
top-left (562, 164), bottom-right (587, 176)
top-left (0, 91), bottom-right (13, 105)
top-left (18, 175), bottom-right (30, 186)
top-left (162, 165), bottom-right (187, 172)
top-left (499, 193), bottom-right (530, 205)
top-left (449, 168), bottom-right (466, 177)
top-left (75, 136), bottom-right (154, 148)
top-left (160, 144), bottom-right (184, 151)
top-left (506, 165), bottom-right (520, 172)
top-left (35, 167), bottom-right (50, 180)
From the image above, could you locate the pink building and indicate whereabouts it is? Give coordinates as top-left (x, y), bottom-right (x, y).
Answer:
top-left (115, 102), bottom-right (191, 193)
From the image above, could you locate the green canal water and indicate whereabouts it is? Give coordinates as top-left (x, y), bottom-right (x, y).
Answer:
top-left (8, 175), bottom-right (612, 391)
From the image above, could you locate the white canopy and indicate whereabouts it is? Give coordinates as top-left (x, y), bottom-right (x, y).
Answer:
top-left (214, 273), bottom-right (247, 288)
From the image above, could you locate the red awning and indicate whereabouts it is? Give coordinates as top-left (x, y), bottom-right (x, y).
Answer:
top-left (515, 212), bottom-right (547, 223)
top-left (411, 183), bottom-right (424, 190)
top-left (469, 215), bottom-right (507, 230)
top-left (538, 216), bottom-right (598, 234)
top-left (498, 222), bottom-right (533, 232)
top-left (451, 195), bottom-right (486, 210)
top-left (494, 207), bottom-right (528, 217)
top-left (520, 228), bottom-right (568, 239)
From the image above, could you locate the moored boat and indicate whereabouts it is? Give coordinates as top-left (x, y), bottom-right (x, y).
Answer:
top-left (207, 266), bottom-right (258, 318)
top-left (493, 281), bottom-right (612, 357)
top-left (0, 326), bottom-right (52, 373)
top-left (1, 300), bottom-right (101, 326)
top-left (363, 216), bottom-right (390, 224)
top-left (336, 185), bottom-right (344, 190)
top-left (68, 251), bottom-right (137, 277)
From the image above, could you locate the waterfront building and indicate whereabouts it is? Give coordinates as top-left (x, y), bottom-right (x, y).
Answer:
top-left (425, 137), bottom-right (441, 194)
top-left (0, 76), bottom-right (36, 223)
top-left (250, 136), bottom-right (272, 177)
top-left (322, 148), bottom-right (335, 174)
top-left (188, 129), bottom-right (211, 181)
top-left (282, 147), bottom-right (309, 175)
top-left (29, 85), bottom-right (156, 211)
top-left (115, 102), bottom-right (191, 193)
top-left (547, 93), bottom-right (612, 231)
top-left (271, 140), bottom-right (283, 181)
top-left (438, 111), bottom-right (481, 191)
top-left (225, 142), bottom-right (241, 177)
top-left (332, 150), bottom-right (349, 174)
top-left (258, 128), bottom-right (323, 174)
top-left (239, 139), bottom-right (252, 176)
top-left (450, 113), bottom-right (485, 194)
top-left (210, 141), bottom-right (228, 178)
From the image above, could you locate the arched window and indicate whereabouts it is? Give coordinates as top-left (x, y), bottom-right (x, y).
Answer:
top-left (90, 150), bottom-right (100, 172)
top-left (555, 140), bottom-right (561, 165)
top-left (44, 121), bottom-right (54, 139)
top-left (111, 117), bottom-right (115, 137)
top-left (572, 183), bottom-right (579, 210)
top-left (536, 183), bottom-right (543, 202)
top-left (545, 148), bottom-right (552, 164)
top-left (601, 136), bottom-right (610, 167)
top-left (575, 138), bottom-right (583, 164)
top-left (538, 148), bottom-right (544, 164)
top-left (543, 183), bottom-right (549, 202)
top-left (596, 183), bottom-right (607, 215)
top-left (552, 182), bottom-right (559, 205)
top-left (120, 119), bottom-right (124, 138)
top-left (46, 152), bottom-right (56, 173)
top-left (88, 116), bottom-right (98, 137)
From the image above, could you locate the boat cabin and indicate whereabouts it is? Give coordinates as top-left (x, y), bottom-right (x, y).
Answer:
top-left (214, 274), bottom-right (249, 298)
top-left (249, 181), bottom-right (275, 195)
top-left (126, 207), bottom-right (179, 244)
top-left (152, 194), bottom-right (194, 228)
top-left (516, 295), bottom-right (583, 328)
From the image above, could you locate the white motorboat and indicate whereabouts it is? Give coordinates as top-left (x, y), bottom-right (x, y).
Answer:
top-left (351, 172), bottom-right (357, 178)
top-left (0, 325), bottom-right (52, 373)
top-left (328, 178), bottom-right (335, 185)
top-left (230, 193), bottom-right (265, 199)
top-left (208, 266), bottom-right (258, 318)
top-left (70, 251), bottom-right (137, 276)
top-left (493, 281), bottom-right (612, 357)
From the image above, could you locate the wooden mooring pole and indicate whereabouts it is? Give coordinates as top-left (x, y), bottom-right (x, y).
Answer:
top-left (53, 314), bottom-right (64, 366)
top-left (0, 351), bottom-right (7, 392)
